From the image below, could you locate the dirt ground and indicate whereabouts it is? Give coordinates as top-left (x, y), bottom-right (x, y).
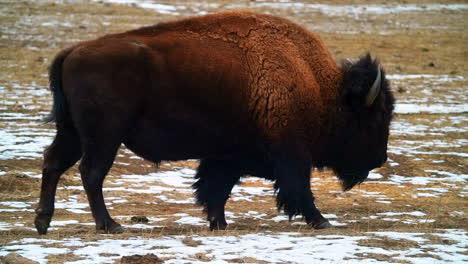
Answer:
top-left (0, 0), bottom-right (466, 263)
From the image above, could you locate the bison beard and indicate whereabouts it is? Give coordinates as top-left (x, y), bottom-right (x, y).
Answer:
top-left (35, 11), bottom-right (394, 234)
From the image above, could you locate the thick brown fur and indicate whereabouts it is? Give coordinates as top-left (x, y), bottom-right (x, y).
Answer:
top-left (35, 11), bottom-right (394, 234)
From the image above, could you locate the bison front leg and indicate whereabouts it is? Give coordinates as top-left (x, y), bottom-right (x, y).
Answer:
top-left (273, 154), bottom-right (332, 229)
top-left (193, 159), bottom-right (241, 230)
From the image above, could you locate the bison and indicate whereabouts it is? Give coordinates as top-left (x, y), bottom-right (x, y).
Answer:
top-left (35, 11), bottom-right (395, 234)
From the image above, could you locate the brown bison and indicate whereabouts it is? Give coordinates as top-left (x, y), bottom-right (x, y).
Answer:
top-left (35, 11), bottom-right (394, 234)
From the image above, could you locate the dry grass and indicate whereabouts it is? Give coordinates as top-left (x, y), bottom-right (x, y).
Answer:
top-left (349, 253), bottom-right (412, 263)
top-left (358, 237), bottom-right (420, 250)
top-left (0, 0), bottom-right (466, 263)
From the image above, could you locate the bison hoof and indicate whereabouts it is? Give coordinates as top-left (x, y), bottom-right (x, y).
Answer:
top-left (312, 220), bottom-right (333, 229)
top-left (97, 221), bottom-right (124, 234)
top-left (108, 225), bottom-right (125, 234)
top-left (209, 221), bottom-right (227, 231)
top-left (34, 215), bottom-right (51, 235)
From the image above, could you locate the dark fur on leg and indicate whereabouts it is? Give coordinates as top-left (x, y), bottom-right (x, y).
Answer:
top-left (193, 159), bottom-right (241, 230)
top-left (34, 125), bottom-right (81, 235)
top-left (79, 152), bottom-right (123, 234)
top-left (272, 151), bottom-right (331, 228)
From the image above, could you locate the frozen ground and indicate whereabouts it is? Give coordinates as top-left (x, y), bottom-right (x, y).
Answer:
top-left (95, 0), bottom-right (468, 34)
top-left (0, 0), bottom-right (466, 263)
top-left (2, 230), bottom-right (467, 264)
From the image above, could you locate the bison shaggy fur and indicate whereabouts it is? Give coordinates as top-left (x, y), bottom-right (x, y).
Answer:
top-left (35, 11), bottom-right (395, 234)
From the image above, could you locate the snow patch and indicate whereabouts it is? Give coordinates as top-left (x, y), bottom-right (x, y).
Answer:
top-left (377, 211), bottom-right (426, 217)
top-left (395, 103), bottom-right (468, 114)
top-left (174, 216), bottom-right (205, 226)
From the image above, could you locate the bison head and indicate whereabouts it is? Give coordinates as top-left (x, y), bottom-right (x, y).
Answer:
top-left (324, 54), bottom-right (395, 191)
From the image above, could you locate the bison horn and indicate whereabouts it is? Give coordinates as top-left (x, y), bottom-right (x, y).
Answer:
top-left (365, 66), bottom-right (381, 106)
top-left (342, 58), bottom-right (354, 70)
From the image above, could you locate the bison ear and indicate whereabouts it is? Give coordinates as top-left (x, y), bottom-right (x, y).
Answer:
top-left (342, 54), bottom-right (382, 109)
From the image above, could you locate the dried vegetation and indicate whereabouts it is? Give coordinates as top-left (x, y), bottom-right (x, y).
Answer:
top-left (0, 0), bottom-right (466, 263)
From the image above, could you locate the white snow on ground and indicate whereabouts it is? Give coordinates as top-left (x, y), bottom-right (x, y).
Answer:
top-left (269, 214), bottom-right (347, 226)
top-left (361, 212), bottom-right (435, 225)
top-left (0, 82), bottom-right (54, 160)
top-left (0, 208), bottom-right (34, 213)
top-left (391, 118), bottom-right (468, 136)
top-left (0, 201), bottom-right (34, 213)
top-left (49, 220), bottom-right (79, 226)
top-left (231, 185), bottom-right (273, 202)
top-left (0, 12), bottom-right (466, 259)
top-left (155, 194), bottom-right (196, 204)
top-left (89, 0), bottom-right (468, 35)
top-left (174, 215), bottom-right (205, 226)
top-left (54, 196), bottom-right (90, 214)
top-left (0, 201), bottom-right (31, 208)
top-left (371, 230), bottom-right (468, 263)
top-left (98, 0), bottom-right (468, 17)
top-left (0, 234), bottom-right (367, 264)
top-left (387, 74), bottom-right (466, 81)
top-left (108, 170), bottom-right (277, 202)
top-left (395, 103), bottom-right (468, 114)
top-left (389, 74), bottom-right (467, 105)
top-left (367, 172), bottom-right (384, 179)
top-left (93, 0), bottom-right (182, 15)
top-left (256, 2), bottom-right (468, 14)
top-left (416, 187), bottom-right (449, 193)
top-left (1, 230), bottom-right (466, 264)
top-left (0, 129), bottom-right (54, 160)
top-left (425, 169), bottom-right (466, 178)
top-left (389, 173), bottom-right (468, 186)
top-left (389, 142), bottom-right (468, 158)
top-left (118, 168), bottom-right (196, 188)
top-left (1, 2), bottom-right (467, 263)
top-left (0, 222), bottom-right (11, 231)
top-left (377, 211), bottom-right (426, 217)
top-left (122, 223), bottom-right (159, 229)
top-left (372, 231), bottom-right (427, 243)
top-left (0, 244), bottom-right (68, 263)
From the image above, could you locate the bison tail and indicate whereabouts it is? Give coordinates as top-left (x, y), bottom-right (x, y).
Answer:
top-left (43, 47), bottom-right (75, 124)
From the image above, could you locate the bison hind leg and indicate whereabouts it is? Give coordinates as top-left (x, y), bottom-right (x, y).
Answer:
top-left (35, 125), bottom-right (82, 235)
top-left (78, 133), bottom-right (126, 234)
top-left (193, 159), bottom-right (242, 230)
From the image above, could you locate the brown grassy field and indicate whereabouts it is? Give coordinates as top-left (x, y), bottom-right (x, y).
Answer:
top-left (0, 0), bottom-right (466, 263)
